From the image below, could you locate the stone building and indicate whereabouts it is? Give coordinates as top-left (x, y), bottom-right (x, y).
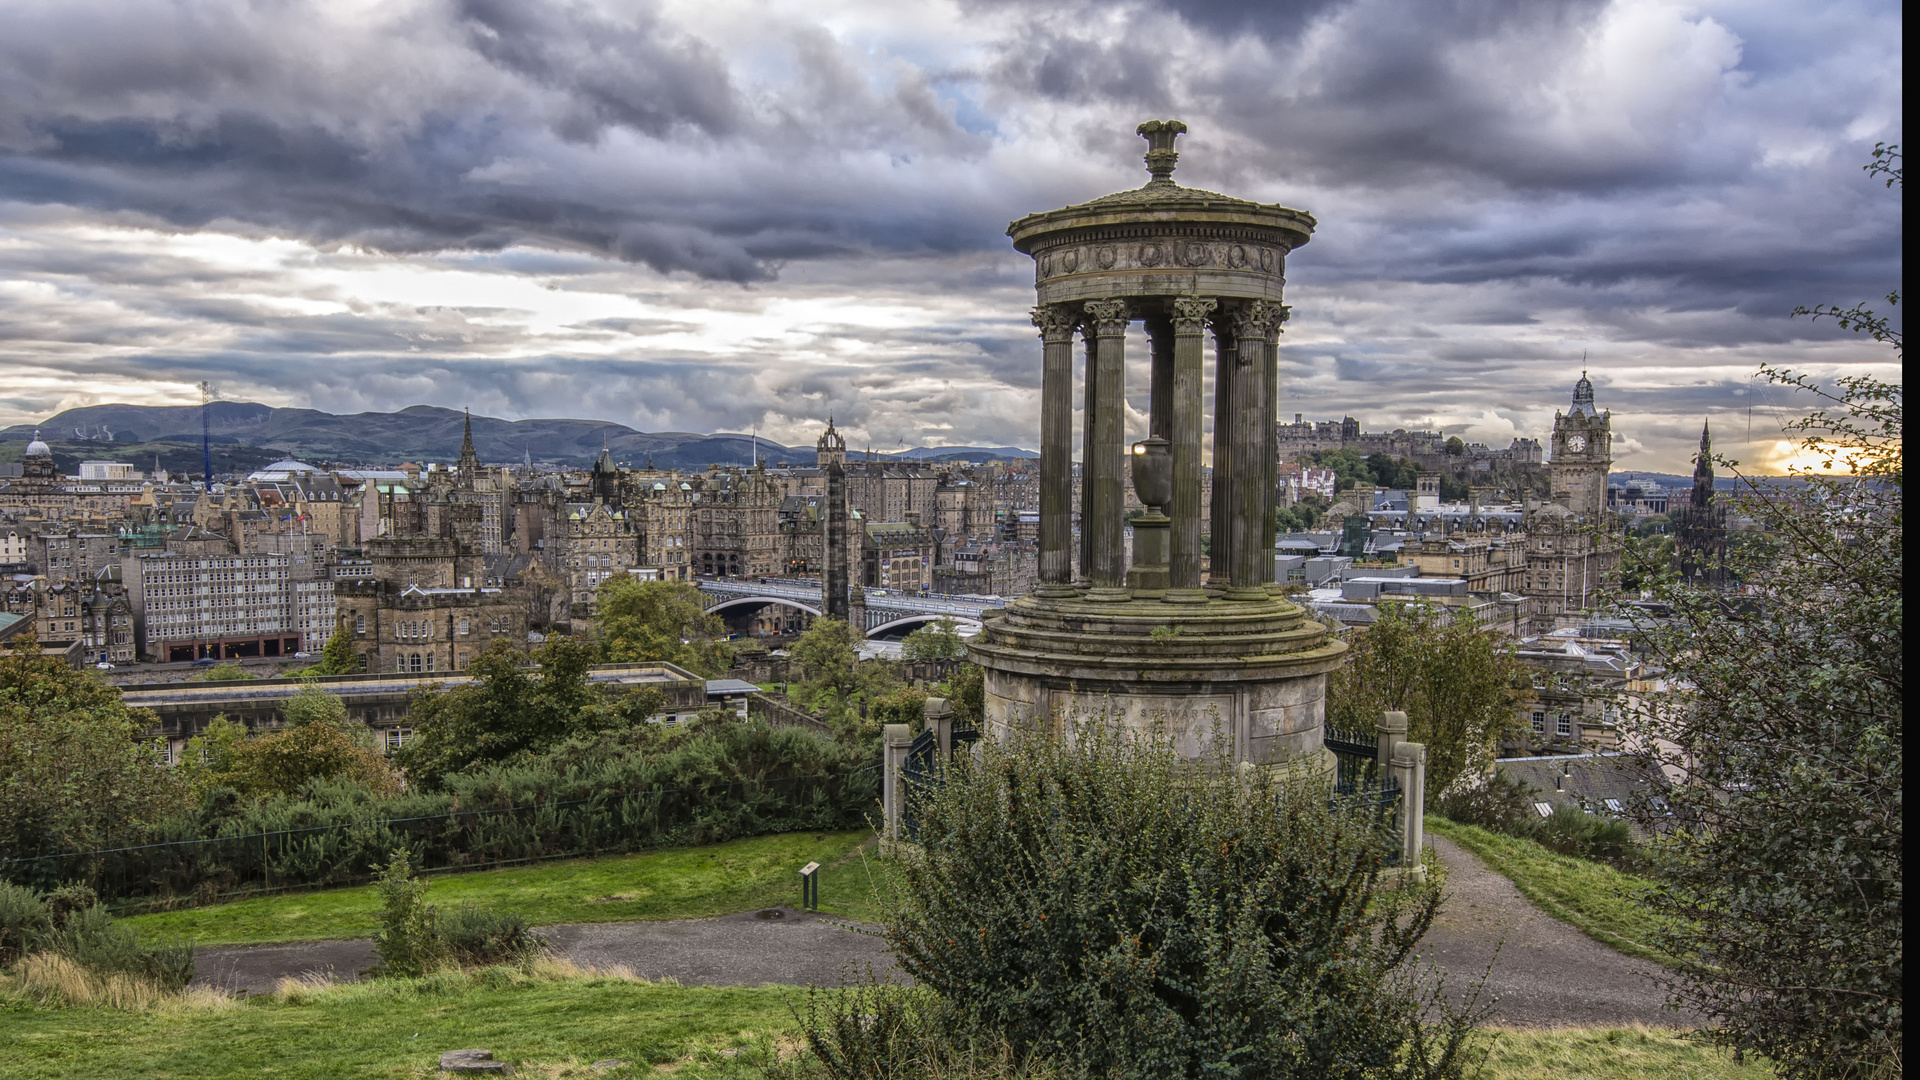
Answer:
top-left (1671, 421), bottom-right (1729, 585)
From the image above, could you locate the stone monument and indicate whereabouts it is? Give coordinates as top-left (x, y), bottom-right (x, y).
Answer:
top-left (968, 120), bottom-right (1347, 767)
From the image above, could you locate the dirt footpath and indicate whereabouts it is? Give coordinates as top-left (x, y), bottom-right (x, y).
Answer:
top-left (193, 907), bottom-right (895, 996)
top-left (195, 840), bottom-right (1690, 1029)
top-left (1418, 833), bottom-right (1689, 1028)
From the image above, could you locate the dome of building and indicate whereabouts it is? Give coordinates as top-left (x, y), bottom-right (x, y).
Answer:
top-left (247, 459), bottom-right (322, 480)
top-left (24, 430), bottom-right (50, 457)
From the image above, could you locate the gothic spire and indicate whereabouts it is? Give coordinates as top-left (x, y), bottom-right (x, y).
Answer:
top-left (1692, 419), bottom-right (1715, 510)
top-left (457, 407), bottom-right (479, 478)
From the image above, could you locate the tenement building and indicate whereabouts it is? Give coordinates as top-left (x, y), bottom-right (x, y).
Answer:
top-left (969, 121), bottom-right (1346, 767)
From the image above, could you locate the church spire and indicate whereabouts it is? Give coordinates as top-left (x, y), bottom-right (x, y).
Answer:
top-left (1692, 419), bottom-right (1715, 510)
top-left (457, 407), bottom-right (479, 480)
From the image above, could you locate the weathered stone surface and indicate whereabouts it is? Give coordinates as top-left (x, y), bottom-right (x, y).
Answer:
top-left (441, 1049), bottom-right (514, 1075)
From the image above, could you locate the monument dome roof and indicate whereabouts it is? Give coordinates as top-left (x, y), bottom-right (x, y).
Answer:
top-left (1008, 120), bottom-right (1314, 252)
top-left (24, 429), bottom-right (50, 457)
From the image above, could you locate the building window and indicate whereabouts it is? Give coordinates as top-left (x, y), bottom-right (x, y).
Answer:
top-left (1556, 714), bottom-right (1572, 737)
top-left (410, 653), bottom-right (423, 673)
top-left (1531, 710), bottom-right (1545, 734)
top-left (425, 653), bottom-right (435, 672)
top-left (355, 614), bottom-right (366, 635)
top-left (458, 618), bottom-right (469, 635)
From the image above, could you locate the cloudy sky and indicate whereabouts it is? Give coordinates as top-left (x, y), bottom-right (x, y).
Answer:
top-left (0, 0), bottom-right (1902, 473)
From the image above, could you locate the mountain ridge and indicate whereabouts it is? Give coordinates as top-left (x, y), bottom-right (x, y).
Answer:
top-left (1, 403), bottom-right (1037, 469)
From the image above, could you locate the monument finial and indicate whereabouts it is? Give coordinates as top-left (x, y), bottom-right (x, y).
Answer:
top-left (1136, 119), bottom-right (1187, 183)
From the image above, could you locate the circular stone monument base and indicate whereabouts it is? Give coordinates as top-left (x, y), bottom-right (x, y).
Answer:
top-left (966, 592), bottom-right (1348, 768)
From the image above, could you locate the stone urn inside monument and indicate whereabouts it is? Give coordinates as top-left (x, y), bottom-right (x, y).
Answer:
top-left (967, 120), bottom-right (1347, 768)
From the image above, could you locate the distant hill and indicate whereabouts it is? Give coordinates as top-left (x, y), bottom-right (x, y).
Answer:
top-left (0, 403), bottom-right (1025, 470)
top-left (896, 445), bottom-right (1037, 462)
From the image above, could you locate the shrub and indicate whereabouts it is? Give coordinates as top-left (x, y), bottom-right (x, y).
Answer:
top-left (40, 904), bottom-right (195, 990)
top-left (437, 905), bottom-right (543, 967)
top-left (0, 882), bottom-right (51, 964)
top-left (1533, 804), bottom-right (1639, 871)
top-left (1434, 768), bottom-right (1539, 834)
top-left (877, 721), bottom-right (1483, 1078)
top-left (778, 976), bottom-right (1067, 1080)
top-left (40, 883), bottom-right (99, 927)
top-left (372, 849), bottom-right (442, 978)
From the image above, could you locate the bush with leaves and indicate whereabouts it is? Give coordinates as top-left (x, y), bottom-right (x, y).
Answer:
top-left (877, 721), bottom-right (1482, 1079)
top-left (437, 904), bottom-right (543, 967)
top-left (0, 882), bottom-right (192, 988)
top-left (1433, 767), bottom-right (1540, 835)
top-left (192, 660), bottom-right (252, 682)
top-left (372, 849), bottom-right (443, 977)
top-left (306, 627), bottom-right (359, 676)
top-left (1326, 603), bottom-right (1525, 802)
top-left (0, 636), bottom-right (184, 858)
top-left (397, 636), bottom-right (662, 789)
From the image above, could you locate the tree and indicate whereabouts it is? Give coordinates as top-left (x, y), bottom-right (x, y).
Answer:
top-left (788, 617), bottom-right (866, 711)
top-left (310, 627), bottom-right (357, 675)
top-left (222, 718), bottom-right (399, 797)
top-left (594, 577), bottom-right (733, 676)
top-left (900, 617), bottom-right (965, 660)
top-left (1445, 435), bottom-right (1466, 456)
top-left (878, 721), bottom-right (1480, 1077)
top-left (396, 637), bottom-right (660, 788)
top-left (0, 636), bottom-right (183, 857)
top-left (1325, 603), bottom-right (1525, 801)
top-left (1614, 153), bottom-right (1900, 1074)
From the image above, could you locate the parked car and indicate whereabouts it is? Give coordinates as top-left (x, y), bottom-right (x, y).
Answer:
top-left (192, 658), bottom-right (217, 666)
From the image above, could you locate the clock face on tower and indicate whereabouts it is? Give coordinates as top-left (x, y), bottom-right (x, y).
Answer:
top-left (1567, 435), bottom-right (1587, 453)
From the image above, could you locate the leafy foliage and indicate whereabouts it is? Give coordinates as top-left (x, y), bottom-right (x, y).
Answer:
top-left (595, 577), bottom-right (733, 676)
top-left (0, 882), bottom-right (192, 988)
top-left (1326, 603), bottom-right (1525, 801)
top-left (789, 618), bottom-right (897, 733)
top-left (10, 715), bottom-right (877, 904)
top-left (900, 617), bottom-right (966, 660)
top-left (192, 661), bottom-right (252, 682)
top-left (372, 849), bottom-right (442, 977)
top-left (436, 904), bottom-right (543, 967)
top-left (0, 637), bottom-right (184, 858)
top-left (309, 627), bottom-right (358, 676)
top-left (396, 637), bottom-right (663, 789)
top-left (1614, 360), bottom-right (1901, 1074)
top-left (879, 722), bottom-right (1483, 1078)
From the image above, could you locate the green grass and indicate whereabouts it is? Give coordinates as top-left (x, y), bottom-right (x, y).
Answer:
top-left (0, 969), bottom-right (1773, 1080)
top-left (1426, 815), bottom-right (1676, 966)
top-left (1478, 1025), bottom-right (1771, 1080)
top-left (0, 965), bottom-right (795, 1078)
top-left (122, 831), bottom-right (886, 947)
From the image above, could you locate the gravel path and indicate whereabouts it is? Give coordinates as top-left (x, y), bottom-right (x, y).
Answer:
top-left (192, 907), bottom-right (895, 996)
top-left (193, 838), bottom-right (1690, 1029)
top-left (1417, 833), bottom-right (1690, 1028)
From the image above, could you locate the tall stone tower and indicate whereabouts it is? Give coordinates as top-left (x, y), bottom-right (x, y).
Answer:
top-left (1549, 372), bottom-right (1611, 519)
top-left (823, 424), bottom-right (851, 623)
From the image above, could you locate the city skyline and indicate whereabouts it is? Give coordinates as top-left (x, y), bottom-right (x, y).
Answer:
top-left (0, 0), bottom-right (1903, 475)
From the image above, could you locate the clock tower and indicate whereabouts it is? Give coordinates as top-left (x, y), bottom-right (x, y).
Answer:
top-left (1550, 371), bottom-right (1611, 519)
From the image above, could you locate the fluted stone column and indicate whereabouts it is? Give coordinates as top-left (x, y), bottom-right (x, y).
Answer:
top-left (1260, 310), bottom-right (1288, 590)
top-left (1168, 297), bottom-right (1214, 601)
top-left (1083, 299), bottom-right (1130, 602)
top-left (1145, 315), bottom-right (1173, 440)
top-left (1209, 309), bottom-right (1238, 594)
top-left (1033, 304), bottom-right (1078, 598)
top-left (1227, 301), bottom-right (1285, 599)
top-left (1078, 326), bottom-right (1096, 585)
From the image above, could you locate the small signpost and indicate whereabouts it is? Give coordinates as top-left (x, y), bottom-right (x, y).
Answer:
top-left (798, 861), bottom-right (821, 912)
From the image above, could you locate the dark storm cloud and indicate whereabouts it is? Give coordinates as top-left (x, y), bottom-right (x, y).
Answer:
top-left (0, 0), bottom-right (1901, 470)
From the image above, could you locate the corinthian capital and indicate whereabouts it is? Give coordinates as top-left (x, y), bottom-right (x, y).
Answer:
top-left (1171, 296), bottom-right (1217, 334)
top-left (1030, 304), bottom-right (1079, 343)
top-left (1230, 300), bottom-right (1289, 341)
top-left (1083, 299), bottom-right (1130, 336)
